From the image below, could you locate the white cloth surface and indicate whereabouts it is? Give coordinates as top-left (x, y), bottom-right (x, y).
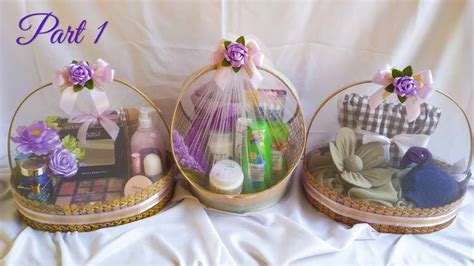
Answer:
top-left (0, 166), bottom-right (473, 265)
top-left (1, 0), bottom-right (473, 265)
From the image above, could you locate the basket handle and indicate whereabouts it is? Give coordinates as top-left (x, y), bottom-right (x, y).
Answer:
top-left (174, 64), bottom-right (304, 125)
top-left (6, 79), bottom-right (167, 171)
top-left (305, 80), bottom-right (473, 168)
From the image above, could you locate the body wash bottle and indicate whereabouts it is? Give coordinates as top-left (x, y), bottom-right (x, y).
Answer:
top-left (242, 121), bottom-right (272, 193)
top-left (130, 106), bottom-right (165, 170)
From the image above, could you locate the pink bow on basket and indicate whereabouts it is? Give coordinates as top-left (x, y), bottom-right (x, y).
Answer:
top-left (368, 64), bottom-right (434, 122)
top-left (68, 110), bottom-right (120, 146)
top-left (211, 36), bottom-right (264, 90)
top-left (53, 58), bottom-right (115, 116)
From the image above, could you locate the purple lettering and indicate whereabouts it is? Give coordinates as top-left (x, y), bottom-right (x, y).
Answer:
top-left (50, 28), bottom-right (66, 43)
top-left (74, 20), bottom-right (87, 43)
top-left (94, 21), bottom-right (108, 43)
top-left (16, 12), bottom-right (105, 45)
top-left (16, 12), bottom-right (59, 45)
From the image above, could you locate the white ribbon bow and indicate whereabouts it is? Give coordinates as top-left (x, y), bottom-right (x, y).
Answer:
top-left (356, 129), bottom-right (430, 164)
top-left (54, 58), bottom-right (114, 116)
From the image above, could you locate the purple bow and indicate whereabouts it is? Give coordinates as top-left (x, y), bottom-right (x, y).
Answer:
top-left (54, 58), bottom-right (114, 116)
top-left (369, 64), bottom-right (434, 122)
top-left (68, 110), bottom-right (120, 145)
top-left (212, 39), bottom-right (264, 90)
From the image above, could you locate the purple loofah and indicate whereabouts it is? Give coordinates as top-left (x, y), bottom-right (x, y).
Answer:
top-left (173, 130), bottom-right (205, 174)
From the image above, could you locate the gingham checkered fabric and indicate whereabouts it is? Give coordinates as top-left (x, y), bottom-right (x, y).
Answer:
top-left (338, 93), bottom-right (442, 165)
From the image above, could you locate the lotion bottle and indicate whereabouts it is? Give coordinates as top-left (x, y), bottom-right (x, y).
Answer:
top-left (130, 106), bottom-right (165, 165)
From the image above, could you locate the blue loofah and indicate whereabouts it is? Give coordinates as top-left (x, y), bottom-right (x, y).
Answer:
top-left (401, 147), bottom-right (460, 208)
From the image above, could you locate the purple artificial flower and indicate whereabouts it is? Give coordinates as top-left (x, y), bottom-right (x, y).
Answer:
top-left (173, 130), bottom-right (205, 174)
top-left (393, 76), bottom-right (419, 98)
top-left (11, 121), bottom-right (61, 156)
top-left (224, 42), bottom-right (248, 68)
top-left (49, 148), bottom-right (78, 177)
top-left (67, 61), bottom-right (94, 86)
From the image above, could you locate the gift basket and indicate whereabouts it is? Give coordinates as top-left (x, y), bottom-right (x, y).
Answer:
top-left (303, 65), bottom-right (472, 234)
top-left (7, 59), bottom-right (175, 232)
top-left (171, 36), bottom-right (306, 213)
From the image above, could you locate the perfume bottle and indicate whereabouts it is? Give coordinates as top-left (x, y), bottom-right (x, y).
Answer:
top-left (130, 106), bottom-right (165, 166)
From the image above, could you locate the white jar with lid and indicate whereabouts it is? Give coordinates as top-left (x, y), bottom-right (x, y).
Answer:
top-left (209, 160), bottom-right (244, 195)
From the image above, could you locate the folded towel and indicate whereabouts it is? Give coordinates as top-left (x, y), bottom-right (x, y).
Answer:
top-left (401, 147), bottom-right (460, 208)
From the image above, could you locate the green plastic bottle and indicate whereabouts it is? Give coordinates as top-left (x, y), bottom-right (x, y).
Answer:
top-left (268, 122), bottom-right (289, 185)
top-left (242, 121), bottom-right (272, 193)
top-left (238, 118), bottom-right (253, 194)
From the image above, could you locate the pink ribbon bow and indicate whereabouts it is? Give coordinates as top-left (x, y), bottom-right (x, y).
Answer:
top-left (68, 110), bottom-right (120, 145)
top-left (53, 58), bottom-right (115, 116)
top-left (211, 39), bottom-right (264, 90)
top-left (369, 64), bottom-right (433, 122)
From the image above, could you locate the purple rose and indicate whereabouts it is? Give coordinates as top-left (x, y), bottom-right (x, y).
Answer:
top-left (11, 121), bottom-right (61, 156)
top-left (394, 76), bottom-right (419, 98)
top-left (224, 43), bottom-right (248, 68)
top-left (49, 148), bottom-right (78, 177)
top-left (67, 61), bottom-right (94, 86)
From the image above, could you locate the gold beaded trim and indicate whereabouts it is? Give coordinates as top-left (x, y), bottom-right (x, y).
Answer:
top-left (19, 190), bottom-right (173, 232)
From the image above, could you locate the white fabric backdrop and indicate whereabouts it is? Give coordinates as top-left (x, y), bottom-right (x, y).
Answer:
top-left (0, 0), bottom-right (473, 264)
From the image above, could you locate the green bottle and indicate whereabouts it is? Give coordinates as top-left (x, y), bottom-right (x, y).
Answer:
top-left (268, 122), bottom-right (289, 185)
top-left (242, 121), bottom-right (272, 193)
top-left (237, 118), bottom-right (253, 194)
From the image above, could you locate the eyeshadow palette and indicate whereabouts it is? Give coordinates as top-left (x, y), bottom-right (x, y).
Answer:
top-left (54, 177), bottom-right (125, 205)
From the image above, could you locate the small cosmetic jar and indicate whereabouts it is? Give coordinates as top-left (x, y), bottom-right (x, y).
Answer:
top-left (19, 158), bottom-right (52, 203)
top-left (209, 160), bottom-right (244, 195)
top-left (20, 159), bottom-right (49, 186)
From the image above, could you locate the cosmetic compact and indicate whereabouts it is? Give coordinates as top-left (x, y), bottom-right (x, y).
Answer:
top-left (124, 175), bottom-right (153, 196)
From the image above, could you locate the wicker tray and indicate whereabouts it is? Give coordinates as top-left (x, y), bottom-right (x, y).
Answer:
top-left (7, 80), bottom-right (175, 232)
top-left (303, 80), bottom-right (472, 234)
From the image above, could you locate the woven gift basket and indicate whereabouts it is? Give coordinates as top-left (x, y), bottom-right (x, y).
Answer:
top-left (303, 65), bottom-right (472, 234)
top-left (8, 59), bottom-right (175, 232)
top-left (171, 36), bottom-right (306, 213)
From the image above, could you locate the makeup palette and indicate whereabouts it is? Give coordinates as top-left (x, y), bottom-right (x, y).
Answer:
top-left (54, 177), bottom-right (124, 205)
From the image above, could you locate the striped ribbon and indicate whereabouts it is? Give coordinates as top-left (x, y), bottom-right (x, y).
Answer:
top-left (303, 177), bottom-right (461, 228)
